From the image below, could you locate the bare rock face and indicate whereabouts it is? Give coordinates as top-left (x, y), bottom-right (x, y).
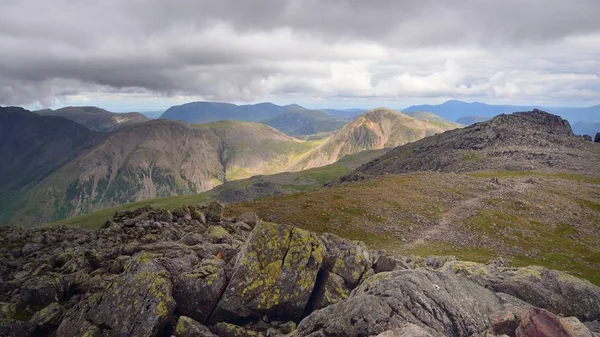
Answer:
top-left (210, 222), bottom-right (323, 323)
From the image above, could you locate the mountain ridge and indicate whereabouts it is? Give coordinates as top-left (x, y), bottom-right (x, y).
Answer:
top-left (36, 106), bottom-right (149, 132)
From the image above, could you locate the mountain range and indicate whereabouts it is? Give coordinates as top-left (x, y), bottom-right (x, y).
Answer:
top-left (35, 106), bottom-right (149, 132)
top-left (0, 105), bottom-right (456, 226)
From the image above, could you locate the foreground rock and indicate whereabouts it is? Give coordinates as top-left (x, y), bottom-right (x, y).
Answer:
top-left (1, 204), bottom-right (600, 336)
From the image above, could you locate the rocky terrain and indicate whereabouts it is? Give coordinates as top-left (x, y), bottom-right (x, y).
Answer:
top-left (36, 107), bottom-right (149, 132)
top-left (345, 110), bottom-right (600, 181)
top-left (1, 204), bottom-right (599, 337)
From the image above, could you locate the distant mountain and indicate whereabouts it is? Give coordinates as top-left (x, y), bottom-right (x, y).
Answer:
top-left (5, 116), bottom-right (319, 226)
top-left (345, 109), bottom-right (600, 181)
top-left (261, 109), bottom-right (348, 136)
top-left (455, 116), bottom-right (490, 125)
top-left (36, 106), bottom-right (149, 132)
top-left (403, 100), bottom-right (600, 124)
top-left (321, 108), bottom-right (367, 118)
top-left (405, 111), bottom-right (461, 125)
top-left (0, 107), bottom-right (104, 225)
top-left (291, 108), bottom-right (459, 170)
top-left (572, 121), bottom-right (600, 137)
top-left (160, 101), bottom-right (309, 124)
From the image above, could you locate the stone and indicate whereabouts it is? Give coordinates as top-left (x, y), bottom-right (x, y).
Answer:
top-left (0, 319), bottom-right (37, 337)
top-left (308, 269), bottom-right (349, 310)
top-left (490, 307), bottom-right (525, 336)
top-left (297, 269), bottom-right (507, 336)
top-left (235, 212), bottom-right (260, 228)
top-left (515, 307), bottom-right (592, 337)
top-left (173, 259), bottom-right (227, 323)
top-left (595, 132), bottom-right (600, 143)
top-left (376, 323), bottom-right (437, 337)
top-left (205, 201), bottom-right (224, 223)
top-left (319, 233), bottom-right (372, 288)
top-left (173, 316), bottom-right (217, 337)
top-left (560, 317), bottom-right (594, 337)
top-left (210, 222), bottom-right (323, 323)
top-left (204, 226), bottom-right (233, 244)
top-left (214, 322), bottom-right (265, 337)
top-left (444, 262), bottom-right (600, 321)
top-left (30, 302), bottom-right (65, 331)
top-left (18, 275), bottom-right (64, 308)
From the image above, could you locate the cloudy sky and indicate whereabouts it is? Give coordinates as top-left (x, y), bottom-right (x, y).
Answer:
top-left (1, 0), bottom-right (600, 111)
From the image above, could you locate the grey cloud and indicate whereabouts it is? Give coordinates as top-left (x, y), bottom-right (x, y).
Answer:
top-left (0, 0), bottom-right (599, 106)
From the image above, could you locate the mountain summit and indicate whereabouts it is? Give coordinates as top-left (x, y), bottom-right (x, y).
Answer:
top-left (345, 110), bottom-right (600, 180)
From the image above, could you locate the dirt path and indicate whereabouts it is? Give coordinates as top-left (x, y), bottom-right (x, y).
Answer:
top-left (404, 178), bottom-right (534, 249)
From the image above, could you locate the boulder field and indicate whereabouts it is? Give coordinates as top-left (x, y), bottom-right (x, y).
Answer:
top-left (1, 203), bottom-right (599, 337)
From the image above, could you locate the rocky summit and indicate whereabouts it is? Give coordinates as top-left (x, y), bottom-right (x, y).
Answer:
top-left (1, 203), bottom-right (599, 337)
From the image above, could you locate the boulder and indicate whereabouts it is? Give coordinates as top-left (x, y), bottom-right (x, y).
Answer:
top-left (444, 262), bottom-right (600, 321)
top-left (173, 316), bottom-right (217, 337)
top-left (235, 212), bottom-right (260, 228)
top-left (309, 269), bottom-right (349, 310)
top-left (515, 307), bottom-right (593, 337)
top-left (214, 322), bottom-right (265, 337)
top-left (173, 259), bottom-right (228, 323)
top-left (595, 132), bottom-right (600, 143)
top-left (0, 319), bottom-right (37, 337)
top-left (57, 254), bottom-right (175, 337)
top-left (30, 302), bottom-right (64, 331)
top-left (210, 222), bottom-right (323, 323)
top-left (297, 269), bottom-right (507, 336)
top-left (18, 275), bottom-right (64, 308)
top-left (205, 201), bottom-right (224, 223)
top-left (204, 225), bottom-right (233, 244)
top-left (319, 233), bottom-right (373, 288)
top-left (376, 323), bottom-right (437, 337)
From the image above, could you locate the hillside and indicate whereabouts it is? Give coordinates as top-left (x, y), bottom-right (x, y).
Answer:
top-left (4, 118), bottom-right (319, 226)
top-left (291, 108), bottom-right (459, 170)
top-left (0, 107), bottom-right (103, 225)
top-left (345, 109), bottom-right (600, 180)
top-left (36, 106), bottom-right (149, 132)
top-left (160, 101), bottom-right (308, 124)
top-left (405, 111), bottom-right (460, 125)
top-left (456, 115), bottom-right (490, 125)
top-left (261, 109), bottom-right (347, 136)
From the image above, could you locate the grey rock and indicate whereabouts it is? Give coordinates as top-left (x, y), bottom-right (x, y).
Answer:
top-left (595, 132), bottom-right (600, 143)
top-left (319, 233), bottom-right (372, 288)
top-left (0, 319), bottom-right (37, 337)
top-left (297, 269), bottom-right (507, 336)
top-left (174, 259), bottom-right (227, 323)
top-left (376, 323), bottom-right (437, 337)
top-left (205, 201), bottom-right (224, 223)
top-left (235, 212), bottom-right (260, 228)
top-left (210, 222), bottom-right (323, 323)
top-left (18, 275), bottom-right (64, 308)
top-left (30, 302), bottom-right (64, 331)
top-left (173, 316), bottom-right (218, 337)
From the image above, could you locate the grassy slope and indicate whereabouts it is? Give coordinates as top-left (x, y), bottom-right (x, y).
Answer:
top-left (47, 149), bottom-right (387, 230)
top-left (225, 171), bottom-right (600, 286)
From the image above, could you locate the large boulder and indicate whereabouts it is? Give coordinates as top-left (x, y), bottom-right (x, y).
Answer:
top-left (210, 222), bottom-right (323, 323)
top-left (595, 132), bottom-right (600, 143)
top-left (173, 258), bottom-right (228, 323)
top-left (444, 262), bottom-right (600, 321)
top-left (57, 254), bottom-right (175, 337)
top-left (296, 269), bottom-right (508, 336)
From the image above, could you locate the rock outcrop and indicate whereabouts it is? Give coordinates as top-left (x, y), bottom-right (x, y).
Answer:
top-left (1, 204), bottom-right (599, 337)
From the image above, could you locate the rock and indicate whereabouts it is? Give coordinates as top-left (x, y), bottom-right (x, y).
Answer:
top-left (444, 262), bottom-right (600, 321)
top-left (174, 316), bottom-right (217, 337)
top-left (57, 254), bottom-right (175, 337)
top-left (204, 226), bottom-right (233, 244)
top-left (373, 252), bottom-right (417, 272)
top-left (515, 307), bottom-right (593, 337)
top-left (308, 269), bottom-right (349, 310)
top-left (205, 201), bottom-right (224, 223)
top-left (214, 322), bottom-right (265, 337)
top-left (297, 269), bottom-right (507, 336)
top-left (319, 233), bottom-right (372, 288)
top-left (376, 323), bottom-right (436, 337)
top-left (30, 302), bottom-right (64, 331)
top-left (181, 233), bottom-right (204, 246)
top-left (18, 275), bottom-right (64, 308)
top-left (173, 259), bottom-right (227, 323)
top-left (490, 307), bottom-right (526, 336)
top-left (561, 317), bottom-right (595, 337)
top-left (210, 222), bottom-right (323, 323)
top-left (0, 319), bottom-right (37, 337)
top-left (595, 132), bottom-right (600, 143)
top-left (579, 135), bottom-right (593, 142)
top-left (235, 212), bottom-right (260, 228)
top-left (424, 255), bottom-right (457, 268)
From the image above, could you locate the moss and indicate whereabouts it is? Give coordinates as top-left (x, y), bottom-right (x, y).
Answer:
top-left (446, 261), bottom-right (490, 278)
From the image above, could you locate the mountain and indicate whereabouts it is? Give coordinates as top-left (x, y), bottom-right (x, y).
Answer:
top-left (345, 109), bottom-right (600, 180)
top-left (36, 106), bottom-right (149, 132)
top-left (404, 100), bottom-right (600, 124)
top-left (405, 111), bottom-right (461, 125)
top-left (572, 121), bottom-right (600, 137)
top-left (2, 115), bottom-right (319, 226)
top-left (291, 108), bottom-right (460, 170)
top-left (321, 108), bottom-right (367, 118)
top-left (160, 101), bottom-right (309, 124)
top-left (455, 115), bottom-right (490, 125)
top-left (261, 109), bottom-right (348, 136)
top-left (0, 107), bottom-right (104, 225)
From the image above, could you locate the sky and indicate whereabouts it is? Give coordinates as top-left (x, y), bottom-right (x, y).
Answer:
top-left (1, 0), bottom-right (600, 112)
